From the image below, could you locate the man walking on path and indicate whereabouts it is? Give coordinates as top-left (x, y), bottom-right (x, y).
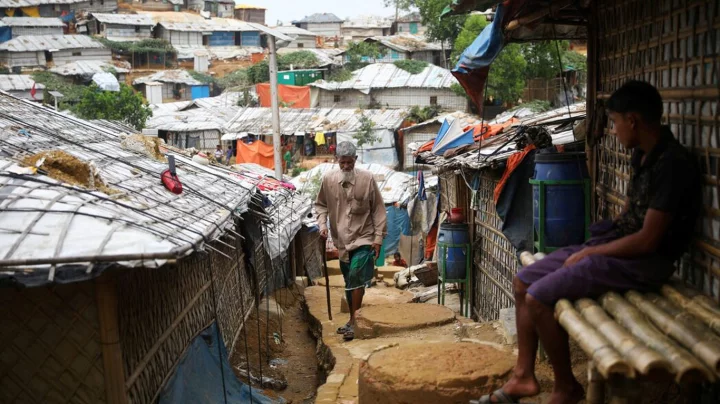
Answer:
top-left (315, 141), bottom-right (387, 341)
top-left (473, 81), bottom-right (701, 404)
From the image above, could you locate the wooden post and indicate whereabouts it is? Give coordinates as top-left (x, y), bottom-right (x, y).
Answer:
top-left (586, 361), bottom-right (606, 404)
top-left (95, 272), bottom-right (128, 404)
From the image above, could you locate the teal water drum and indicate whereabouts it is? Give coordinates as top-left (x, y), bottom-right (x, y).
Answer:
top-left (438, 223), bottom-right (469, 279)
top-left (531, 152), bottom-right (590, 250)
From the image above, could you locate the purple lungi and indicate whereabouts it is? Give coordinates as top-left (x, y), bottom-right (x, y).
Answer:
top-left (517, 221), bottom-right (676, 306)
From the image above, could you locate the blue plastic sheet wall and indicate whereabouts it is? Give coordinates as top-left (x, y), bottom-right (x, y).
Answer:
top-left (383, 206), bottom-right (410, 255)
top-left (158, 322), bottom-right (279, 404)
top-left (190, 85), bottom-right (210, 99)
top-left (0, 27), bottom-right (10, 43)
top-left (241, 31), bottom-right (260, 47)
top-left (209, 31), bottom-right (234, 46)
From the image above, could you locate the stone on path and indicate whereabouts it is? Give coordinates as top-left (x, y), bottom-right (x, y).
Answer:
top-left (355, 303), bottom-right (455, 339)
top-left (499, 307), bottom-right (517, 344)
top-left (339, 287), bottom-right (415, 313)
top-left (326, 260), bottom-right (341, 276)
top-left (359, 342), bottom-right (514, 404)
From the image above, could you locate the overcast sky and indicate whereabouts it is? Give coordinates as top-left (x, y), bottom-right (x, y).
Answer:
top-left (248, 0), bottom-right (398, 26)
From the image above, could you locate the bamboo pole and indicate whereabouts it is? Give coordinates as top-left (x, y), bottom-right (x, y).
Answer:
top-left (661, 285), bottom-right (720, 335)
top-left (575, 299), bottom-right (669, 378)
top-left (555, 299), bottom-right (633, 379)
top-left (669, 283), bottom-right (720, 317)
top-left (586, 361), bottom-right (606, 404)
top-left (642, 293), bottom-right (720, 374)
top-left (95, 273), bottom-right (128, 404)
top-left (600, 292), bottom-right (714, 384)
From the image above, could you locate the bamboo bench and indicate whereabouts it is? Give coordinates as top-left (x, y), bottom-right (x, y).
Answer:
top-left (521, 253), bottom-right (720, 402)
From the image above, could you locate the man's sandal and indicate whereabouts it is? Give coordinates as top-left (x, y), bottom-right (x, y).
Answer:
top-left (336, 323), bottom-right (351, 334)
top-left (470, 388), bottom-right (520, 404)
top-left (343, 327), bottom-right (355, 341)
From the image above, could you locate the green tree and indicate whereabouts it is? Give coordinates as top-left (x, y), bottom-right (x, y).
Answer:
top-left (487, 43), bottom-right (526, 103)
top-left (451, 14), bottom-right (488, 62)
top-left (383, 0), bottom-right (415, 20)
top-left (353, 113), bottom-right (380, 148)
top-left (74, 84), bottom-right (152, 130)
top-left (415, 0), bottom-right (466, 45)
top-left (345, 41), bottom-right (387, 70)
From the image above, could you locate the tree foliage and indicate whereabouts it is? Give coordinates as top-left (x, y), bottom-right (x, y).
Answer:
top-left (74, 84), bottom-right (152, 130)
top-left (407, 105), bottom-right (441, 123)
top-left (32, 71), bottom-right (86, 108)
top-left (327, 67), bottom-right (353, 82)
top-left (228, 51), bottom-right (322, 88)
top-left (393, 59), bottom-right (428, 74)
top-left (353, 113), bottom-right (380, 148)
top-left (451, 14), bottom-right (489, 62)
top-left (415, 0), bottom-right (466, 45)
top-left (345, 41), bottom-right (387, 70)
top-left (97, 38), bottom-right (176, 55)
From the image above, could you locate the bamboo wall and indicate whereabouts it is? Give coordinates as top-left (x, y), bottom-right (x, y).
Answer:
top-left (0, 282), bottom-right (107, 403)
top-left (473, 172), bottom-right (519, 321)
top-left (593, 0), bottom-right (720, 298)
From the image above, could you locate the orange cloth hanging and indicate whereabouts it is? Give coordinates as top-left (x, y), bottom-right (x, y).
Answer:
top-left (255, 83), bottom-right (311, 108)
top-left (236, 140), bottom-right (276, 170)
top-left (493, 145), bottom-right (536, 203)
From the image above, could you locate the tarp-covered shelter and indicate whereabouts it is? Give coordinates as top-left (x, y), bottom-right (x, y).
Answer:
top-left (0, 73), bottom-right (42, 100)
top-left (0, 34), bottom-right (109, 68)
top-left (1, 16), bottom-right (64, 38)
top-left (0, 91), bottom-right (311, 403)
top-left (88, 12), bottom-right (155, 42)
top-left (133, 69), bottom-right (210, 101)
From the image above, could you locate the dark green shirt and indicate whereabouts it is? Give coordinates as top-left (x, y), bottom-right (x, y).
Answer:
top-left (614, 127), bottom-right (701, 261)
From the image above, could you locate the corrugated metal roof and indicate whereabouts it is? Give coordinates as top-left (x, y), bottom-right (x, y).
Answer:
top-left (367, 34), bottom-right (443, 53)
top-left (90, 13), bottom-right (155, 26)
top-left (274, 25), bottom-right (319, 37)
top-left (224, 107), bottom-right (407, 135)
top-left (133, 70), bottom-right (205, 85)
top-left (0, 74), bottom-right (43, 91)
top-left (1, 17), bottom-right (64, 27)
top-left (0, 35), bottom-right (104, 52)
top-left (146, 107), bottom-right (238, 132)
top-left (142, 11), bottom-right (290, 40)
top-left (310, 63), bottom-right (458, 92)
top-left (276, 47), bottom-right (344, 67)
top-left (342, 15), bottom-right (392, 29)
top-left (50, 60), bottom-right (131, 76)
top-left (174, 45), bottom-right (263, 60)
top-left (0, 0), bottom-right (83, 7)
top-left (292, 13), bottom-right (343, 24)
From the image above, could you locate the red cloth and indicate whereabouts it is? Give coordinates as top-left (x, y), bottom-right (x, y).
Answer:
top-left (391, 259), bottom-right (408, 267)
top-left (493, 145), bottom-right (535, 203)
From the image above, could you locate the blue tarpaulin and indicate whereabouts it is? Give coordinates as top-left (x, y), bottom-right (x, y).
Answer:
top-left (158, 322), bottom-right (280, 404)
top-left (452, 2), bottom-right (506, 111)
top-left (191, 85), bottom-right (210, 99)
top-left (241, 31), bottom-right (261, 47)
top-left (0, 26), bottom-right (10, 43)
top-left (209, 31), bottom-right (235, 46)
top-left (383, 206), bottom-right (410, 255)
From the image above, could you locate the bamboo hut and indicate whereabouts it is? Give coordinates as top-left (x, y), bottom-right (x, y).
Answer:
top-left (0, 92), bottom-right (312, 403)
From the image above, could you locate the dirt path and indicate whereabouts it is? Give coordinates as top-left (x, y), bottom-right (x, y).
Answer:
top-left (230, 287), bottom-right (319, 403)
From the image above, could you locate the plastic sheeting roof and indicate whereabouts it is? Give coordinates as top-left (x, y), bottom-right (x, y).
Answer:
top-left (1, 17), bottom-right (65, 27)
top-left (273, 25), bottom-right (319, 37)
top-left (367, 34), bottom-right (443, 53)
top-left (146, 108), bottom-right (237, 132)
top-left (0, 35), bottom-right (104, 52)
top-left (134, 70), bottom-right (205, 85)
top-left (142, 11), bottom-right (291, 41)
top-left (310, 63), bottom-right (458, 94)
top-left (292, 13), bottom-right (343, 24)
top-left (90, 13), bottom-right (155, 26)
top-left (224, 107), bottom-right (407, 135)
top-left (277, 47), bottom-right (344, 67)
top-left (0, 93), bottom-right (258, 279)
top-left (50, 60), bottom-right (131, 76)
top-left (92, 72), bottom-right (120, 92)
top-left (0, 74), bottom-right (43, 91)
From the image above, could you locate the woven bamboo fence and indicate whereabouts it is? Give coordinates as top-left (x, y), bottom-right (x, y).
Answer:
top-left (473, 172), bottom-right (519, 321)
top-left (593, 0), bottom-right (720, 299)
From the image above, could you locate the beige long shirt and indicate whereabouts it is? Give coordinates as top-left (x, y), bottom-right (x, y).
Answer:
top-left (315, 168), bottom-right (387, 262)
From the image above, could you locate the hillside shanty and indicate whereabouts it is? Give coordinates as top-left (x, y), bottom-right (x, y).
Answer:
top-left (292, 12), bottom-right (343, 41)
top-left (0, 34), bottom-right (109, 68)
top-left (362, 34), bottom-right (446, 66)
top-left (234, 3), bottom-right (265, 24)
top-left (1, 17), bottom-right (65, 39)
top-left (50, 59), bottom-right (130, 83)
top-left (274, 25), bottom-right (320, 49)
top-left (145, 103), bottom-right (237, 151)
top-left (0, 74), bottom-right (43, 100)
top-left (86, 13), bottom-right (155, 41)
top-left (309, 62), bottom-right (467, 110)
top-left (0, 0), bottom-right (117, 18)
top-left (133, 69), bottom-right (210, 102)
top-left (391, 11), bottom-right (426, 35)
top-left (0, 90), bottom-right (314, 404)
top-left (340, 15), bottom-right (392, 42)
top-left (187, 0), bottom-right (234, 18)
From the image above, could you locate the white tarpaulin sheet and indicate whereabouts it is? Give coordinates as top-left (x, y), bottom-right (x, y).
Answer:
top-left (92, 72), bottom-right (120, 92)
top-left (336, 128), bottom-right (399, 168)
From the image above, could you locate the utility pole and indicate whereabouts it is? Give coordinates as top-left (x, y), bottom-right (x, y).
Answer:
top-left (268, 35), bottom-right (283, 180)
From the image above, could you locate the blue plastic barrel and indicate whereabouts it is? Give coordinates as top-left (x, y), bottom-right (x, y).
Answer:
top-left (532, 152), bottom-right (589, 248)
top-left (438, 223), bottom-right (469, 279)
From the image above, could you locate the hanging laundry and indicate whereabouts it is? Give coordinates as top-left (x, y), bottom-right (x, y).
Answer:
top-left (315, 131), bottom-right (326, 146)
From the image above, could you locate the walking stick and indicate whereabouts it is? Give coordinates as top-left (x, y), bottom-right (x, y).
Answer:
top-left (320, 236), bottom-right (332, 321)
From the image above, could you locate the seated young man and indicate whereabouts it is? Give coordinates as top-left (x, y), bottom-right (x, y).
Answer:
top-left (474, 80), bottom-right (701, 404)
